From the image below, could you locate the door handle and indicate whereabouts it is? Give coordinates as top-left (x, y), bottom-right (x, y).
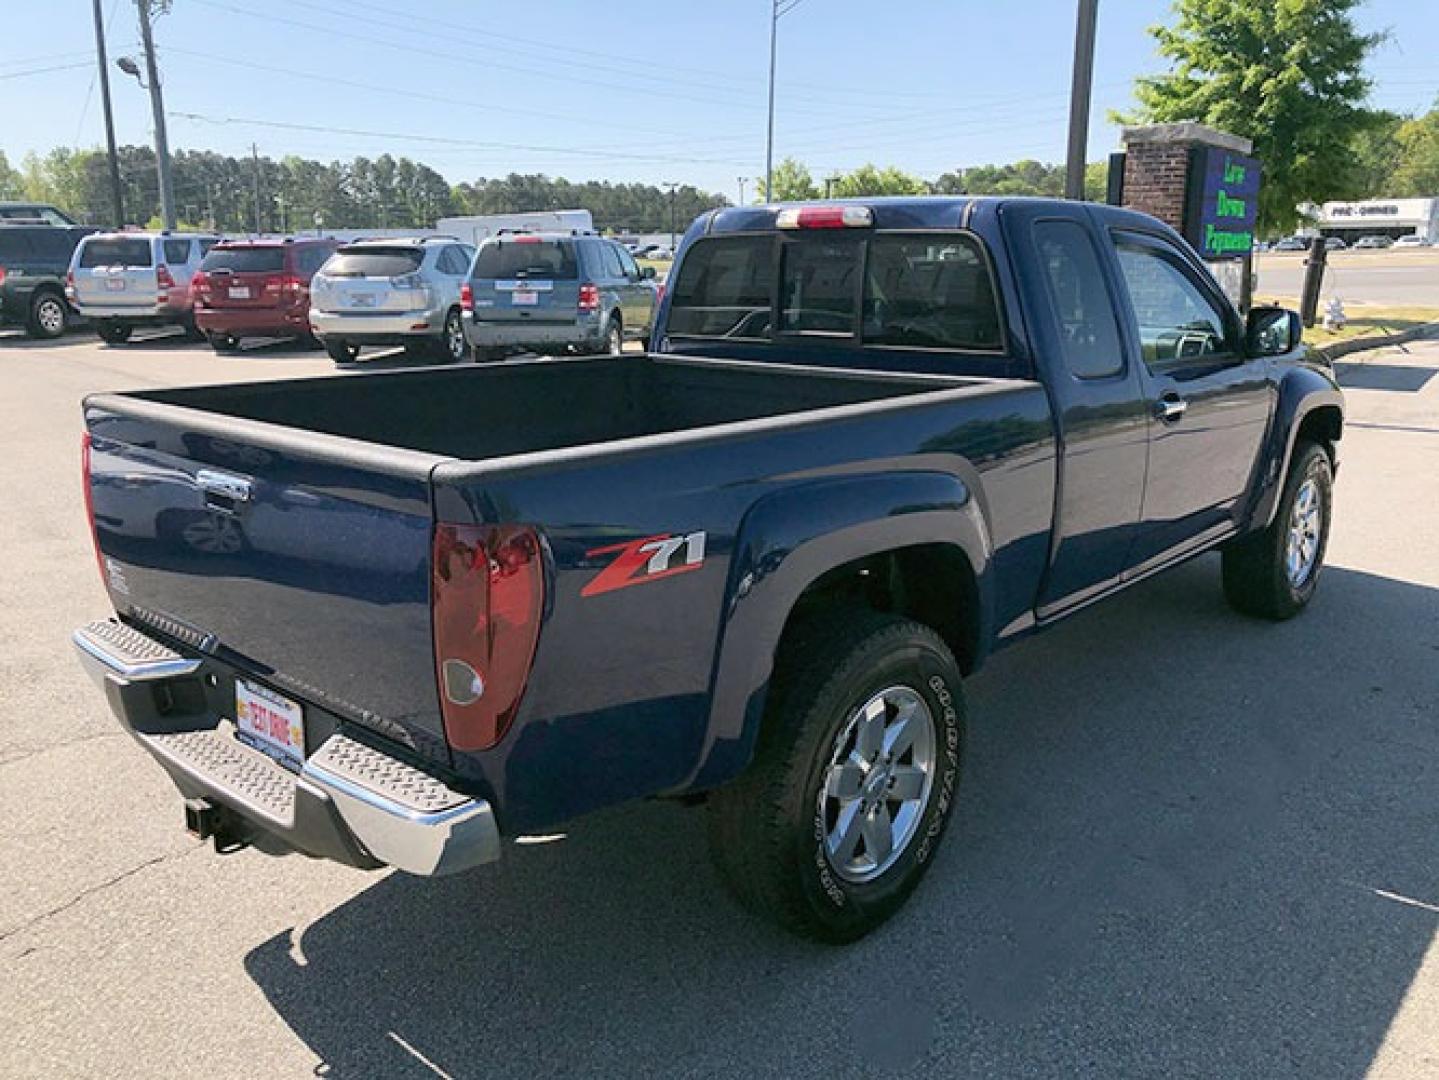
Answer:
top-left (1155, 394), bottom-right (1188, 422)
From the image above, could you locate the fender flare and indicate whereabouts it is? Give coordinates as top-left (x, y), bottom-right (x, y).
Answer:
top-left (1249, 364), bottom-right (1344, 531)
top-left (682, 468), bottom-right (993, 791)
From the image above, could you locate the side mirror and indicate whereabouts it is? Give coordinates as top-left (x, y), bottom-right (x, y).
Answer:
top-left (1246, 305), bottom-right (1301, 357)
top-left (641, 265), bottom-right (657, 280)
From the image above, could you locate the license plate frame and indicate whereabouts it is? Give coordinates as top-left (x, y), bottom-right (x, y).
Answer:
top-left (229, 285), bottom-right (251, 300)
top-left (510, 290), bottom-right (538, 306)
top-left (235, 678), bottom-right (305, 767)
top-left (105, 277), bottom-right (126, 292)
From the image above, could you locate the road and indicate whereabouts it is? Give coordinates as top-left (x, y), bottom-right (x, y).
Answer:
top-left (2, 328), bottom-right (1437, 1079)
top-left (1255, 250), bottom-right (1439, 307)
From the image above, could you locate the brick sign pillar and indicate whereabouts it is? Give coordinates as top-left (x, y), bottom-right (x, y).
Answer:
top-left (1113, 122), bottom-right (1258, 309)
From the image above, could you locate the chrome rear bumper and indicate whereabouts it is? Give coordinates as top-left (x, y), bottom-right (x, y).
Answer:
top-left (72, 619), bottom-right (501, 877)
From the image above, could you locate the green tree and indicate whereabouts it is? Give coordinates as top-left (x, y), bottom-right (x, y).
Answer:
top-left (1389, 106), bottom-right (1439, 197)
top-left (0, 152), bottom-right (23, 199)
top-left (757, 158), bottom-right (818, 202)
top-left (832, 163), bottom-right (928, 197)
top-left (1120, 0), bottom-right (1384, 233)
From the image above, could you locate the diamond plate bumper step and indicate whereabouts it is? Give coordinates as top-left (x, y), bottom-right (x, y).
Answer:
top-left (73, 618), bottom-right (501, 876)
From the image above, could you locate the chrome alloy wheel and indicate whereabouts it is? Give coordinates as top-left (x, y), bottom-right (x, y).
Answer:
top-left (36, 296), bottom-right (66, 335)
top-left (445, 309), bottom-right (466, 360)
top-left (1285, 477), bottom-right (1322, 587)
top-left (819, 685), bottom-right (936, 884)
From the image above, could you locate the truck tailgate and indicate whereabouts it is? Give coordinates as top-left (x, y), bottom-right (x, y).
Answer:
top-left (83, 395), bottom-right (451, 765)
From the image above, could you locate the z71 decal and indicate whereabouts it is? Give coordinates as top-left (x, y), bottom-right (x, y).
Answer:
top-left (581, 532), bottom-right (707, 597)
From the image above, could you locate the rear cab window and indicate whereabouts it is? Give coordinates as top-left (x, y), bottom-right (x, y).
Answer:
top-left (201, 247), bottom-right (286, 273)
top-left (471, 239), bottom-right (578, 281)
top-left (79, 237), bottom-right (153, 268)
top-left (163, 239), bottom-right (192, 264)
top-left (323, 247), bottom-right (423, 278)
top-left (666, 230), bottom-right (1004, 354)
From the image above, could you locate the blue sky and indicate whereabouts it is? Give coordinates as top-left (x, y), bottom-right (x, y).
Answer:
top-left (2, 0), bottom-right (1435, 199)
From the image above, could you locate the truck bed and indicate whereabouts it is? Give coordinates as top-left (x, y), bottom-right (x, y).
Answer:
top-left (85, 355), bottom-right (1026, 776)
top-left (127, 355), bottom-right (976, 460)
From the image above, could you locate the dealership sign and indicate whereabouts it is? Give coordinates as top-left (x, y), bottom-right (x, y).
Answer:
top-left (1184, 147), bottom-right (1261, 260)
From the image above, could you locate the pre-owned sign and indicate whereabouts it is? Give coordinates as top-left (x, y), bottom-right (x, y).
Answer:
top-left (1184, 147), bottom-right (1261, 260)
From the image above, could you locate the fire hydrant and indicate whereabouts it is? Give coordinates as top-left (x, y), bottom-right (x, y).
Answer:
top-left (1323, 296), bottom-right (1347, 332)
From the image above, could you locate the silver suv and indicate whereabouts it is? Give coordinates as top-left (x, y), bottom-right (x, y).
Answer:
top-left (67, 231), bottom-right (219, 343)
top-left (309, 237), bottom-right (475, 363)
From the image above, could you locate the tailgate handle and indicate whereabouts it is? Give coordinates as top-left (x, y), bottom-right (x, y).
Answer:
top-left (196, 469), bottom-right (252, 513)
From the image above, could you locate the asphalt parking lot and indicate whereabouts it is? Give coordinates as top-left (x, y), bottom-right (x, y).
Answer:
top-left (2, 327), bottom-right (1437, 1078)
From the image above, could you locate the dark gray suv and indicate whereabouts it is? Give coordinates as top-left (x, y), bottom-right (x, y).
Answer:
top-left (461, 233), bottom-right (659, 359)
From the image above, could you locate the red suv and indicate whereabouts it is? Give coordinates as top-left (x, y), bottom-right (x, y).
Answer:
top-left (191, 238), bottom-right (337, 352)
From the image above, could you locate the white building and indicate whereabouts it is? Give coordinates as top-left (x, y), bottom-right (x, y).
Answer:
top-left (1315, 197), bottom-right (1439, 243)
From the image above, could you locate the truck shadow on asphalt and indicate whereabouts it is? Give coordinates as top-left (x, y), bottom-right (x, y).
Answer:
top-left (244, 558), bottom-right (1439, 1079)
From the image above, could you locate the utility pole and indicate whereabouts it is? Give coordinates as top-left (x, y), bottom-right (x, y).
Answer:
top-left (91, 0), bottom-right (125, 226)
top-left (277, 193), bottom-right (287, 234)
top-left (764, 0), bottom-right (779, 203)
top-left (205, 183), bottom-right (215, 232)
top-left (737, 176), bottom-right (748, 206)
top-left (663, 182), bottom-right (679, 248)
top-left (134, 0), bottom-right (175, 229)
top-left (251, 143), bottom-right (262, 235)
top-left (1063, 0), bottom-right (1099, 201)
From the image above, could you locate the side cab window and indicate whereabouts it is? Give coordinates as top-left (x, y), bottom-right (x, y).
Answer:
top-left (1109, 231), bottom-right (1238, 370)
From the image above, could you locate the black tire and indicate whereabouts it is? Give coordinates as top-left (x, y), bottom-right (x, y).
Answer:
top-left (475, 346), bottom-right (508, 363)
top-left (706, 611), bottom-right (966, 943)
top-left (182, 314), bottom-right (206, 342)
top-left (325, 339), bottom-right (359, 364)
top-left (438, 307), bottom-right (467, 362)
top-left (1222, 440), bottom-right (1333, 619)
top-left (97, 322), bottom-right (133, 345)
top-left (26, 289), bottom-right (68, 339)
top-left (207, 332), bottom-right (238, 354)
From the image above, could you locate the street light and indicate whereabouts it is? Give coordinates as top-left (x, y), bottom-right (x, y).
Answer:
top-left (737, 176), bottom-right (749, 206)
top-left (764, 0), bottom-right (807, 204)
top-left (115, 0), bottom-right (176, 230)
top-left (663, 181), bottom-right (679, 249)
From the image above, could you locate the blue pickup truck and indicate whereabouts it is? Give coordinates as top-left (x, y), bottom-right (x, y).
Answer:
top-left (74, 197), bottom-right (1342, 942)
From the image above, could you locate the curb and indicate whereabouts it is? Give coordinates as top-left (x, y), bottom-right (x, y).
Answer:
top-left (1315, 321), bottom-right (1439, 362)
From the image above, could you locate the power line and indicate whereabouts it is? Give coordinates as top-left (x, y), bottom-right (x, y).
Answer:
top-left (0, 61), bottom-right (95, 80)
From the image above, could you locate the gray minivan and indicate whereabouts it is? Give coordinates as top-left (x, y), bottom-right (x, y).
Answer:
top-left (67, 231), bottom-right (219, 343)
top-left (461, 233), bottom-right (658, 359)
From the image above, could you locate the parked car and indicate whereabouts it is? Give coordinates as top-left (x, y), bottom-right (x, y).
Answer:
top-left (309, 237), bottom-right (473, 364)
top-left (1393, 234), bottom-right (1429, 248)
top-left (1353, 235), bottom-right (1393, 249)
top-left (67, 231), bottom-right (220, 343)
top-left (1323, 236), bottom-right (1346, 251)
top-left (0, 224), bottom-right (95, 338)
top-left (648, 246), bottom-right (675, 260)
top-left (1271, 237), bottom-right (1307, 252)
top-left (191, 238), bottom-right (338, 352)
top-left (461, 232), bottom-right (658, 359)
top-left (0, 201), bottom-right (77, 226)
top-left (73, 197), bottom-right (1341, 943)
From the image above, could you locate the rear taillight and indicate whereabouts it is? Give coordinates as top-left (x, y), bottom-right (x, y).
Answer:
top-left (81, 431), bottom-right (106, 586)
top-left (156, 263), bottom-right (176, 290)
top-left (65, 269), bottom-right (75, 300)
top-left (460, 283), bottom-right (473, 312)
top-left (655, 282), bottom-right (666, 309)
top-left (191, 270), bottom-right (210, 301)
top-left (431, 524), bottom-right (545, 752)
top-left (578, 283), bottom-right (600, 312)
top-left (0, 267), bottom-right (7, 287)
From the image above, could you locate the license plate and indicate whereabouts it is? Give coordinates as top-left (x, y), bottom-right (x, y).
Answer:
top-left (235, 679), bottom-right (305, 766)
top-left (229, 286), bottom-right (251, 299)
top-left (348, 292), bottom-right (377, 307)
top-left (510, 291), bottom-right (538, 306)
top-left (105, 278), bottom-right (126, 291)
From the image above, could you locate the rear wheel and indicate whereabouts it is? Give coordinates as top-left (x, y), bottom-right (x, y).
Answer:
top-left (1222, 440), bottom-right (1333, 619)
top-left (97, 322), bottom-right (132, 345)
top-left (26, 290), bottom-right (68, 339)
top-left (325, 338), bottom-right (360, 364)
top-left (182, 314), bottom-right (206, 342)
top-left (604, 317), bottom-right (624, 356)
top-left (439, 307), bottom-right (467, 362)
top-left (706, 611), bottom-right (966, 942)
top-left (207, 332), bottom-right (238, 354)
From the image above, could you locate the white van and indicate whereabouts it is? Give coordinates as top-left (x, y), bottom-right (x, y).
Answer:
top-left (435, 210), bottom-right (594, 247)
